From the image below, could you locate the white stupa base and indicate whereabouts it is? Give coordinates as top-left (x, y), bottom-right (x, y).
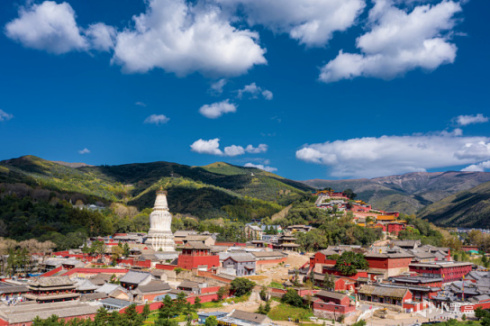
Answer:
top-left (147, 231), bottom-right (175, 252)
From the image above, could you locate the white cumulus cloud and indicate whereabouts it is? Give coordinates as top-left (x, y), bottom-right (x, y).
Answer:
top-left (85, 23), bottom-right (116, 52)
top-left (455, 114), bottom-right (489, 126)
top-left (191, 138), bottom-right (223, 155)
top-left (0, 109), bottom-right (14, 122)
top-left (224, 145), bottom-right (245, 156)
top-left (319, 0), bottom-right (462, 82)
top-left (245, 144), bottom-right (268, 154)
top-left (78, 148), bottom-right (90, 154)
top-left (218, 0), bottom-right (366, 46)
top-left (296, 133), bottom-right (490, 178)
top-left (461, 161), bottom-right (490, 172)
top-left (237, 83), bottom-right (273, 100)
top-left (191, 138), bottom-right (268, 157)
top-left (210, 79), bottom-right (228, 95)
top-left (112, 0), bottom-right (266, 76)
top-left (5, 1), bottom-right (117, 53)
top-left (199, 100), bottom-right (237, 119)
top-left (244, 163), bottom-right (278, 172)
top-left (144, 114), bottom-right (170, 125)
top-left (5, 1), bottom-right (88, 54)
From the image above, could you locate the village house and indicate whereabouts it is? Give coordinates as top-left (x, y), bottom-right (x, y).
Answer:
top-left (358, 284), bottom-right (413, 306)
top-left (119, 271), bottom-right (153, 291)
top-left (244, 225), bottom-right (263, 240)
top-left (312, 290), bottom-right (356, 319)
top-left (182, 235), bottom-right (215, 247)
top-left (286, 225), bottom-right (314, 233)
top-left (173, 231), bottom-right (198, 244)
top-left (218, 310), bottom-right (273, 326)
top-left (177, 280), bottom-right (203, 294)
top-left (222, 253), bottom-right (256, 276)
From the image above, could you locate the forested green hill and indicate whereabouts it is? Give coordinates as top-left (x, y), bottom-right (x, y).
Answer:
top-left (0, 155), bottom-right (312, 221)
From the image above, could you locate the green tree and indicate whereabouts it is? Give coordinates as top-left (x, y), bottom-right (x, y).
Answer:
top-left (335, 251), bottom-right (368, 276)
top-left (90, 240), bottom-right (106, 257)
top-left (175, 292), bottom-right (188, 314)
top-left (281, 289), bottom-right (305, 308)
top-left (323, 273), bottom-right (335, 290)
top-left (159, 295), bottom-right (178, 319)
top-left (217, 287), bottom-right (227, 301)
top-left (156, 318), bottom-right (179, 326)
top-left (256, 303), bottom-right (266, 315)
top-left (123, 243), bottom-right (131, 257)
top-left (230, 278), bottom-right (255, 297)
top-left (343, 189), bottom-right (357, 200)
top-left (205, 316), bottom-right (218, 326)
top-left (260, 286), bottom-right (268, 301)
top-left (124, 304), bottom-right (144, 326)
top-left (264, 300), bottom-right (271, 314)
top-left (142, 303), bottom-right (151, 320)
top-left (194, 296), bottom-right (202, 309)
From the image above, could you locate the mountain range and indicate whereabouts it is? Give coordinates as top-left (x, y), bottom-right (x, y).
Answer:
top-left (2, 155), bottom-right (490, 228)
top-left (418, 180), bottom-right (490, 228)
top-left (0, 156), bottom-right (313, 221)
top-left (302, 171), bottom-right (490, 215)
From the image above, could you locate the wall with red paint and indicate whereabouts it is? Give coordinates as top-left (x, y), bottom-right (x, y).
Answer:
top-left (177, 255), bottom-right (220, 270)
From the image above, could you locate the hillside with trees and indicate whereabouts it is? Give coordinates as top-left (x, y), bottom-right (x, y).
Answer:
top-left (418, 180), bottom-right (490, 228)
top-left (0, 155), bottom-right (314, 248)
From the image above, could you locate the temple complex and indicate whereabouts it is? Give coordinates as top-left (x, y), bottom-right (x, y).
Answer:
top-left (24, 276), bottom-right (80, 303)
top-left (146, 189), bottom-right (176, 252)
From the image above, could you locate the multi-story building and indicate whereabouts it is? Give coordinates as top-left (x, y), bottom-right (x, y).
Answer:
top-left (409, 261), bottom-right (473, 283)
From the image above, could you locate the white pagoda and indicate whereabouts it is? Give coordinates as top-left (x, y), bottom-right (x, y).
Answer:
top-left (146, 189), bottom-right (175, 252)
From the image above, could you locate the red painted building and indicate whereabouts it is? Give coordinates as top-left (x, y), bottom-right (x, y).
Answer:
top-left (312, 291), bottom-right (356, 319)
top-left (177, 242), bottom-right (220, 271)
top-left (310, 251), bottom-right (338, 270)
top-left (358, 284), bottom-right (412, 306)
top-left (364, 253), bottom-right (414, 277)
top-left (387, 222), bottom-right (406, 236)
top-left (409, 262), bottom-right (473, 283)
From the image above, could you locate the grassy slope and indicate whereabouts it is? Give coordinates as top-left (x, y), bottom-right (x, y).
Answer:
top-left (0, 156), bottom-right (313, 220)
top-left (418, 181), bottom-right (490, 228)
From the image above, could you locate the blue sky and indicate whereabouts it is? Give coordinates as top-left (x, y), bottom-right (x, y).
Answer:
top-left (1, 0), bottom-right (490, 180)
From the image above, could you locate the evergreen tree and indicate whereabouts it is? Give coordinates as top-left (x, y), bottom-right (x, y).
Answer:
top-left (142, 303), bottom-right (151, 320)
top-left (264, 300), bottom-right (271, 313)
top-left (194, 297), bottom-right (202, 309)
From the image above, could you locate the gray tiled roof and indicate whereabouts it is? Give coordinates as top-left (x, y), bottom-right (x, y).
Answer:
top-left (80, 292), bottom-right (108, 301)
top-left (119, 270), bottom-right (151, 284)
top-left (225, 253), bottom-right (256, 262)
top-left (179, 280), bottom-right (201, 289)
top-left (95, 283), bottom-right (123, 295)
top-left (184, 241), bottom-right (211, 250)
top-left (229, 310), bottom-right (270, 324)
top-left (29, 276), bottom-right (74, 287)
top-left (315, 290), bottom-right (348, 301)
top-left (75, 279), bottom-right (98, 291)
top-left (358, 284), bottom-right (409, 299)
top-left (134, 280), bottom-right (171, 294)
top-left (101, 298), bottom-right (132, 309)
top-left (0, 302), bottom-right (99, 324)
